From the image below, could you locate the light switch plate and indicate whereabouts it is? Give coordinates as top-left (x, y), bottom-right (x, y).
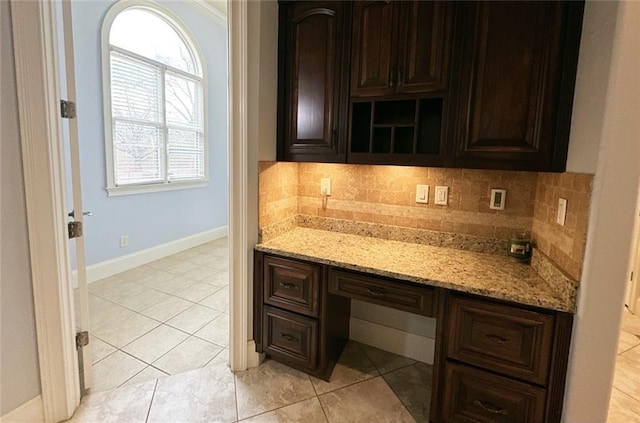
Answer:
top-left (415, 184), bottom-right (429, 204)
top-left (320, 178), bottom-right (331, 196)
top-left (490, 189), bottom-right (506, 210)
top-left (557, 198), bottom-right (567, 225)
top-left (434, 186), bottom-right (448, 206)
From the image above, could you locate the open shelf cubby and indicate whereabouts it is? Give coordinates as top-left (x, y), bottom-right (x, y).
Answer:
top-left (349, 97), bottom-right (444, 158)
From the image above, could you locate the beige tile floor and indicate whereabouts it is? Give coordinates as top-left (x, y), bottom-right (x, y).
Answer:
top-left (69, 340), bottom-right (432, 423)
top-left (73, 237), bottom-right (430, 422)
top-left (80, 238), bottom-right (230, 392)
top-left (609, 308), bottom-right (640, 422)
top-left (80, 241), bottom-right (640, 423)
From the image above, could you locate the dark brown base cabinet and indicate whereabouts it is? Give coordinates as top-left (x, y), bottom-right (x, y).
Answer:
top-left (254, 253), bottom-right (351, 380)
top-left (277, 0), bottom-right (585, 172)
top-left (254, 251), bottom-right (574, 422)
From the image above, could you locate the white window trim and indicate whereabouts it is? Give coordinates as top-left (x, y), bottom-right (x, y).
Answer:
top-left (101, 0), bottom-right (209, 196)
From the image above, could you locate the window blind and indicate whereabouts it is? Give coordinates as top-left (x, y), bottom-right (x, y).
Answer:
top-left (109, 49), bottom-right (205, 186)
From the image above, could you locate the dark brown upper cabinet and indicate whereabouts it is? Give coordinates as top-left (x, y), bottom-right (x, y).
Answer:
top-left (277, 1), bottom-right (351, 162)
top-left (350, 1), bottom-right (453, 97)
top-left (452, 1), bottom-right (585, 171)
top-left (276, 1), bottom-right (584, 171)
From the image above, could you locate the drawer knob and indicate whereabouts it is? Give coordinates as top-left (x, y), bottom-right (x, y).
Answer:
top-left (472, 399), bottom-right (508, 416)
top-left (280, 332), bottom-right (299, 342)
top-left (366, 288), bottom-right (385, 297)
top-left (279, 282), bottom-right (299, 290)
top-left (486, 334), bottom-right (509, 344)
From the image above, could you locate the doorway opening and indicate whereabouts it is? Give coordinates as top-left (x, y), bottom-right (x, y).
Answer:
top-left (609, 198), bottom-right (640, 420)
top-left (60, 0), bottom-right (231, 393)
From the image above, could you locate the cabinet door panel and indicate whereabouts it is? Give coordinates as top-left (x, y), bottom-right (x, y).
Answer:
top-left (263, 306), bottom-right (318, 370)
top-left (350, 1), bottom-right (396, 97)
top-left (396, 1), bottom-right (453, 94)
top-left (264, 255), bottom-right (321, 318)
top-left (442, 362), bottom-right (546, 423)
top-left (280, 2), bottom-right (349, 162)
top-left (328, 268), bottom-right (434, 316)
top-left (293, 11), bottom-right (333, 142)
top-left (447, 295), bottom-right (554, 385)
top-left (455, 1), bottom-right (565, 170)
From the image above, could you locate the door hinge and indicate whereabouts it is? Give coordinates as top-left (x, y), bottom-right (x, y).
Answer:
top-left (60, 99), bottom-right (76, 119)
top-left (68, 221), bottom-right (83, 239)
top-left (76, 331), bottom-right (89, 349)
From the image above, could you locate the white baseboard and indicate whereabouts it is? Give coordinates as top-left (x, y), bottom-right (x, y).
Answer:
top-left (349, 317), bottom-right (435, 364)
top-left (245, 340), bottom-right (264, 368)
top-left (0, 395), bottom-right (44, 423)
top-left (73, 226), bottom-right (228, 286)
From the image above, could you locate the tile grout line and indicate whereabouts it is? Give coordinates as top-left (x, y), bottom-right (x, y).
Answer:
top-left (238, 394), bottom-right (323, 422)
top-left (144, 378), bottom-right (160, 423)
top-left (95, 321), bottom-right (221, 389)
top-left (612, 386), bottom-right (640, 405)
top-left (143, 334), bottom-right (211, 375)
top-left (233, 369), bottom-right (240, 422)
top-left (312, 373), bottom-right (380, 398)
top-left (202, 346), bottom-right (227, 368)
top-left (611, 381), bottom-right (640, 407)
top-left (85, 243), bottom-right (232, 401)
top-left (315, 382), bottom-right (332, 423)
top-left (380, 369), bottom-right (421, 422)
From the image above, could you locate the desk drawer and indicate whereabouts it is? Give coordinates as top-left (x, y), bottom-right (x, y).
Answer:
top-left (263, 306), bottom-right (318, 370)
top-left (442, 362), bottom-right (546, 423)
top-left (264, 255), bottom-right (321, 317)
top-left (328, 268), bottom-right (434, 316)
top-left (447, 295), bottom-right (554, 385)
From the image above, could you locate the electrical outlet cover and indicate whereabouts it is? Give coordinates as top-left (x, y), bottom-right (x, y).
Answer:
top-left (557, 198), bottom-right (567, 225)
top-left (490, 189), bottom-right (506, 210)
top-left (434, 186), bottom-right (448, 205)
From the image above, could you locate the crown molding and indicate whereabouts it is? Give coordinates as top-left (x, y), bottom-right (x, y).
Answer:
top-left (184, 0), bottom-right (227, 26)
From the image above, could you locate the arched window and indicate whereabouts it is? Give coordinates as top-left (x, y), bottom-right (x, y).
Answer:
top-left (103, 4), bottom-right (207, 195)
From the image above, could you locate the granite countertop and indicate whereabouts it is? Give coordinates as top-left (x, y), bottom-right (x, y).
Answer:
top-left (256, 227), bottom-right (575, 313)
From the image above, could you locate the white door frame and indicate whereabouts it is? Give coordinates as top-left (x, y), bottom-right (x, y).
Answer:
top-left (10, 1), bottom-right (255, 422)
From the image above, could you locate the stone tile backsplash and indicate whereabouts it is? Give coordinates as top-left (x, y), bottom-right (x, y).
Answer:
top-left (531, 172), bottom-right (593, 280)
top-left (258, 162), bottom-right (298, 227)
top-left (297, 163), bottom-right (536, 239)
top-left (258, 161), bottom-right (593, 282)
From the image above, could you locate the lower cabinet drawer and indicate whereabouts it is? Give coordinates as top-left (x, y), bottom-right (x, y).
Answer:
top-left (263, 306), bottom-right (318, 370)
top-left (447, 295), bottom-right (554, 385)
top-left (442, 362), bottom-right (546, 423)
top-left (263, 255), bottom-right (321, 318)
top-left (328, 268), bottom-right (434, 316)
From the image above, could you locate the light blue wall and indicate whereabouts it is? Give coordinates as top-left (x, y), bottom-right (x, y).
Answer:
top-left (71, 0), bottom-right (228, 266)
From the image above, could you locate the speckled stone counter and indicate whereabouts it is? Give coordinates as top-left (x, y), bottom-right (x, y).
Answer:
top-left (256, 227), bottom-right (577, 313)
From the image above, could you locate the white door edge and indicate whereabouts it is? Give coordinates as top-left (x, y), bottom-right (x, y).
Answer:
top-left (60, 0), bottom-right (93, 391)
top-left (11, 0), bottom-right (252, 420)
top-left (10, 0), bottom-right (81, 421)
